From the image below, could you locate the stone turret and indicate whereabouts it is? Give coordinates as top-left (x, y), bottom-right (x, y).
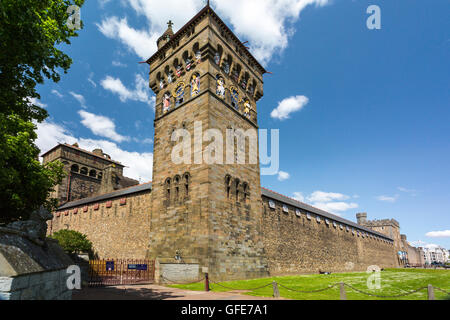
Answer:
top-left (157, 20), bottom-right (174, 50)
top-left (356, 212), bottom-right (367, 225)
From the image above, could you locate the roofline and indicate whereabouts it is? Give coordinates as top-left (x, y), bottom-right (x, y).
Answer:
top-left (145, 5), bottom-right (267, 75)
top-left (41, 143), bottom-right (124, 167)
top-left (261, 187), bottom-right (394, 241)
top-left (57, 182), bottom-right (152, 210)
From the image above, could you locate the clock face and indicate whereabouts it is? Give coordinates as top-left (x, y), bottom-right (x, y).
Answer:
top-left (173, 82), bottom-right (186, 98)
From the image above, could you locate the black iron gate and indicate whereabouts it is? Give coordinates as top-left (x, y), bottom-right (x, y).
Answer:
top-left (88, 259), bottom-right (155, 287)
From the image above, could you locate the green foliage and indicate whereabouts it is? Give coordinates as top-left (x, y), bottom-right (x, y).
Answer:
top-left (50, 229), bottom-right (92, 254)
top-left (0, 114), bottom-right (66, 223)
top-left (0, 0), bottom-right (84, 223)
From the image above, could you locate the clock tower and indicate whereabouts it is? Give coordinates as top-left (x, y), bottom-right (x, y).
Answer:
top-left (146, 4), bottom-right (269, 281)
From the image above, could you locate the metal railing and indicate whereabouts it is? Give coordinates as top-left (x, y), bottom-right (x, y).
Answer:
top-left (88, 259), bottom-right (155, 287)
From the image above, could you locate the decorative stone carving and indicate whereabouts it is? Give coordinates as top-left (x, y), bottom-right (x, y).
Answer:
top-left (3, 207), bottom-right (53, 246)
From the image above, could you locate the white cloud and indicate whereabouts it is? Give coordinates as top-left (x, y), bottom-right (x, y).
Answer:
top-left (112, 61), bottom-right (128, 68)
top-left (292, 190), bottom-right (358, 215)
top-left (212, 0), bottom-right (329, 65)
top-left (51, 90), bottom-right (64, 98)
top-left (29, 97), bottom-right (47, 109)
top-left (36, 121), bottom-right (153, 181)
top-left (69, 91), bottom-right (87, 109)
top-left (292, 192), bottom-right (305, 202)
top-left (410, 240), bottom-right (427, 247)
top-left (376, 195), bottom-right (399, 203)
top-left (312, 202), bottom-right (358, 215)
top-left (88, 72), bottom-right (97, 88)
top-left (100, 74), bottom-right (154, 108)
top-left (96, 16), bottom-right (159, 60)
top-left (398, 186), bottom-right (418, 197)
top-left (96, 0), bottom-right (329, 65)
top-left (307, 191), bottom-right (350, 203)
top-left (271, 95), bottom-right (309, 120)
top-left (426, 230), bottom-right (450, 238)
top-left (141, 138), bottom-right (153, 144)
top-left (78, 110), bottom-right (129, 143)
top-left (277, 171), bottom-right (290, 181)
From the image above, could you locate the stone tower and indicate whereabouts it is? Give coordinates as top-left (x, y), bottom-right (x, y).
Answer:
top-left (146, 5), bottom-right (269, 280)
top-left (356, 213), bottom-right (402, 266)
top-left (41, 143), bottom-right (139, 205)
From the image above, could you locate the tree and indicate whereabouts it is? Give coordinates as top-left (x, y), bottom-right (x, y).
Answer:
top-left (0, 0), bottom-right (85, 224)
top-left (50, 230), bottom-right (92, 255)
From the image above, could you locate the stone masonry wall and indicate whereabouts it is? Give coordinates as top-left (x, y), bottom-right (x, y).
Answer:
top-left (50, 191), bottom-right (151, 259)
top-left (261, 197), bottom-right (398, 275)
top-left (0, 269), bottom-right (71, 300)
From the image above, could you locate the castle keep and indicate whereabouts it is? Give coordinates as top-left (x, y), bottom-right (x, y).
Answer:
top-left (47, 5), bottom-right (408, 281)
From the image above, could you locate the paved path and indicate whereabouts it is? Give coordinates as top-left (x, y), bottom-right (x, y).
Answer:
top-left (73, 284), bottom-right (283, 300)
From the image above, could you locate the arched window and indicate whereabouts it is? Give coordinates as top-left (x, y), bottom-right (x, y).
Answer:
top-left (80, 167), bottom-right (88, 175)
top-left (230, 87), bottom-right (239, 109)
top-left (183, 51), bottom-right (193, 71)
top-left (173, 58), bottom-right (183, 78)
top-left (241, 72), bottom-right (249, 90)
top-left (163, 91), bottom-right (172, 113)
top-left (222, 54), bottom-right (231, 74)
top-left (225, 175), bottom-right (232, 199)
top-left (157, 72), bottom-right (165, 90)
top-left (89, 169), bottom-right (97, 178)
top-left (234, 179), bottom-right (240, 201)
top-left (193, 43), bottom-right (201, 64)
top-left (216, 75), bottom-right (226, 99)
top-left (243, 182), bottom-right (249, 203)
top-left (214, 45), bottom-right (223, 65)
top-left (165, 66), bottom-right (173, 84)
top-left (98, 172), bottom-right (103, 180)
top-left (165, 178), bottom-right (171, 202)
top-left (190, 73), bottom-right (200, 97)
top-left (183, 173), bottom-right (190, 197)
top-left (248, 79), bottom-right (256, 96)
top-left (242, 182), bottom-right (249, 203)
top-left (232, 64), bottom-right (241, 83)
top-left (71, 164), bottom-right (79, 173)
top-left (174, 175), bottom-right (181, 200)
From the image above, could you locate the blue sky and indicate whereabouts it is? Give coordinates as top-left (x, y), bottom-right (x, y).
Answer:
top-left (34, 0), bottom-right (450, 248)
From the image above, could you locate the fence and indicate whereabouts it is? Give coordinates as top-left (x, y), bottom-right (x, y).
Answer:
top-left (162, 274), bottom-right (450, 300)
top-left (88, 259), bottom-right (155, 287)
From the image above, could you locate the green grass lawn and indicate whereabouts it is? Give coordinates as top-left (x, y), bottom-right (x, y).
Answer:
top-left (169, 268), bottom-right (450, 300)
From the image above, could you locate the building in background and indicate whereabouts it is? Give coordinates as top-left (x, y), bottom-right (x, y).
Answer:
top-left (42, 143), bottom-right (139, 205)
top-left (420, 246), bottom-right (449, 265)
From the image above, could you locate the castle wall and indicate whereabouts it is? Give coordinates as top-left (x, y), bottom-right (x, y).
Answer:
top-left (49, 191), bottom-right (151, 259)
top-left (261, 197), bottom-right (398, 275)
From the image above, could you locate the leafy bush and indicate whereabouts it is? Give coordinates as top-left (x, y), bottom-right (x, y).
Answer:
top-left (50, 230), bottom-right (92, 255)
